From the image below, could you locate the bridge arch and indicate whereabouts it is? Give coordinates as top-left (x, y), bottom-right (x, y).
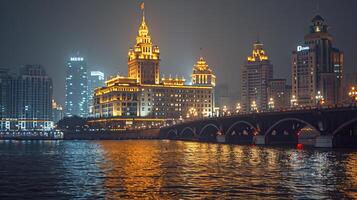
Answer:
top-left (264, 117), bottom-right (321, 145)
top-left (166, 129), bottom-right (178, 138)
top-left (332, 118), bottom-right (357, 136)
top-left (264, 117), bottom-right (320, 136)
top-left (179, 127), bottom-right (196, 137)
top-left (225, 120), bottom-right (257, 144)
top-left (198, 123), bottom-right (220, 136)
top-left (332, 118), bottom-right (357, 147)
top-left (226, 121), bottom-right (257, 136)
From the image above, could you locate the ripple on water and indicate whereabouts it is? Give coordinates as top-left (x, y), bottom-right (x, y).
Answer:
top-left (0, 140), bottom-right (356, 199)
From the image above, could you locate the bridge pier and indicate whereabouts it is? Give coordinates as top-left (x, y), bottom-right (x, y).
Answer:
top-left (216, 135), bottom-right (226, 143)
top-left (315, 135), bottom-right (333, 148)
top-left (253, 135), bottom-right (265, 145)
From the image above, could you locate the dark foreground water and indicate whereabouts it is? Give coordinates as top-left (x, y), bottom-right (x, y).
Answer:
top-left (0, 140), bottom-right (356, 199)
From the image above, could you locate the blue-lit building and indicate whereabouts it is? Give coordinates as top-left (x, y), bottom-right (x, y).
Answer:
top-left (88, 70), bottom-right (105, 116)
top-left (65, 56), bottom-right (88, 117)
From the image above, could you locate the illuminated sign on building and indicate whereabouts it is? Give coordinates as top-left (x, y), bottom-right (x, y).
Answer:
top-left (70, 57), bottom-right (84, 61)
top-left (297, 46), bottom-right (310, 52)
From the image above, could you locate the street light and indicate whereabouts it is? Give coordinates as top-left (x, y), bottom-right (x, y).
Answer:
top-left (290, 95), bottom-right (298, 108)
top-left (235, 102), bottom-right (241, 114)
top-left (315, 91), bottom-right (324, 106)
top-left (251, 100), bottom-right (258, 112)
top-left (268, 97), bottom-right (275, 110)
top-left (222, 105), bottom-right (228, 116)
top-left (348, 86), bottom-right (357, 103)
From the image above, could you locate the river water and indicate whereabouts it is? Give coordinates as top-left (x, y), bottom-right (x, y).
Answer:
top-left (0, 140), bottom-right (356, 199)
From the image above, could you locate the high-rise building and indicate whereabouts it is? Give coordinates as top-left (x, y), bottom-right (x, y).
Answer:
top-left (241, 40), bottom-right (273, 112)
top-left (292, 15), bottom-right (343, 107)
top-left (88, 71), bottom-right (105, 116)
top-left (1, 65), bottom-right (53, 130)
top-left (0, 68), bottom-right (12, 119)
top-left (91, 5), bottom-right (216, 129)
top-left (13, 65), bottom-right (53, 130)
top-left (65, 56), bottom-right (88, 117)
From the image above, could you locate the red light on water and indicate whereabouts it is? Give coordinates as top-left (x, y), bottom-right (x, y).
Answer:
top-left (297, 143), bottom-right (303, 149)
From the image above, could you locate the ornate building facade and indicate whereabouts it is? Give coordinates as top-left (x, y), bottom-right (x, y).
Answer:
top-left (91, 7), bottom-right (216, 129)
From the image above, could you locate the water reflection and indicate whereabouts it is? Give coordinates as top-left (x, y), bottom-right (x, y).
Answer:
top-left (0, 140), bottom-right (356, 199)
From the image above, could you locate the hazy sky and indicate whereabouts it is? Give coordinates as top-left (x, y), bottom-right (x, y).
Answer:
top-left (0, 0), bottom-right (356, 105)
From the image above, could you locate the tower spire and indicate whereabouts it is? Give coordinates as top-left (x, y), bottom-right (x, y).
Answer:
top-left (140, 2), bottom-right (145, 25)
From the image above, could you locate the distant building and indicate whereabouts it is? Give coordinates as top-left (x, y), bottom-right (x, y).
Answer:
top-left (267, 79), bottom-right (290, 109)
top-left (0, 68), bottom-right (12, 119)
top-left (52, 99), bottom-right (64, 123)
top-left (0, 65), bottom-right (53, 130)
top-left (91, 6), bottom-right (216, 129)
top-left (241, 40), bottom-right (273, 112)
top-left (65, 56), bottom-right (88, 117)
top-left (292, 15), bottom-right (343, 107)
top-left (88, 71), bottom-right (105, 116)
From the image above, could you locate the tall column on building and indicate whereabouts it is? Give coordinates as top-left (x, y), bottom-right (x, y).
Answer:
top-left (65, 56), bottom-right (88, 117)
top-left (241, 40), bottom-right (273, 112)
top-left (292, 15), bottom-right (343, 107)
top-left (128, 4), bottom-right (160, 84)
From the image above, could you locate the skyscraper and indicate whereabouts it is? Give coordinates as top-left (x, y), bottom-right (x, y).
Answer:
top-left (292, 15), bottom-right (343, 107)
top-left (241, 40), bottom-right (273, 112)
top-left (0, 68), bottom-right (12, 119)
top-left (65, 56), bottom-right (88, 117)
top-left (88, 70), bottom-right (105, 116)
top-left (14, 65), bottom-right (53, 130)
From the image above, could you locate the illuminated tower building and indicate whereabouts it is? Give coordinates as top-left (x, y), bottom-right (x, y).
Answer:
top-left (292, 15), bottom-right (343, 106)
top-left (241, 40), bottom-right (273, 112)
top-left (65, 56), bottom-right (88, 117)
top-left (128, 5), bottom-right (160, 84)
top-left (192, 57), bottom-right (216, 86)
top-left (92, 4), bottom-right (216, 129)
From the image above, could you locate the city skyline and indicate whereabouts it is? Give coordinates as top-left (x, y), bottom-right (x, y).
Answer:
top-left (0, 0), bottom-right (357, 106)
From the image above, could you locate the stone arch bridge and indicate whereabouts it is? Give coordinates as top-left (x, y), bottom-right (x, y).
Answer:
top-left (160, 107), bottom-right (357, 148)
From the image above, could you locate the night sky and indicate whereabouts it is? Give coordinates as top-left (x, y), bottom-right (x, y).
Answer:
top-left (0, 0), bottom-right (356, 105)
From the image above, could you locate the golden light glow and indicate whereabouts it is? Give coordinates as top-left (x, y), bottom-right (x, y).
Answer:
top-left (186, 107), bottom-right (198, 118)
top-left (290, 95), bottom-right (298, 107)
top-left (348, 86), bottom-right (357, 102)
top-left (268, 97), bottom-right (275, 110)
top-left (251, 100), bottom-right (258, 112)
top-left (235, 103), bottom-right (241, 113)
top-left (192, 57), bottom-right (216, 86)
top-left (128, 6), bottom-right (160, 62)
top-left (247, 41), bottom-right (269, 62)
top-left (315, 91), bottom-right (324, 105)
